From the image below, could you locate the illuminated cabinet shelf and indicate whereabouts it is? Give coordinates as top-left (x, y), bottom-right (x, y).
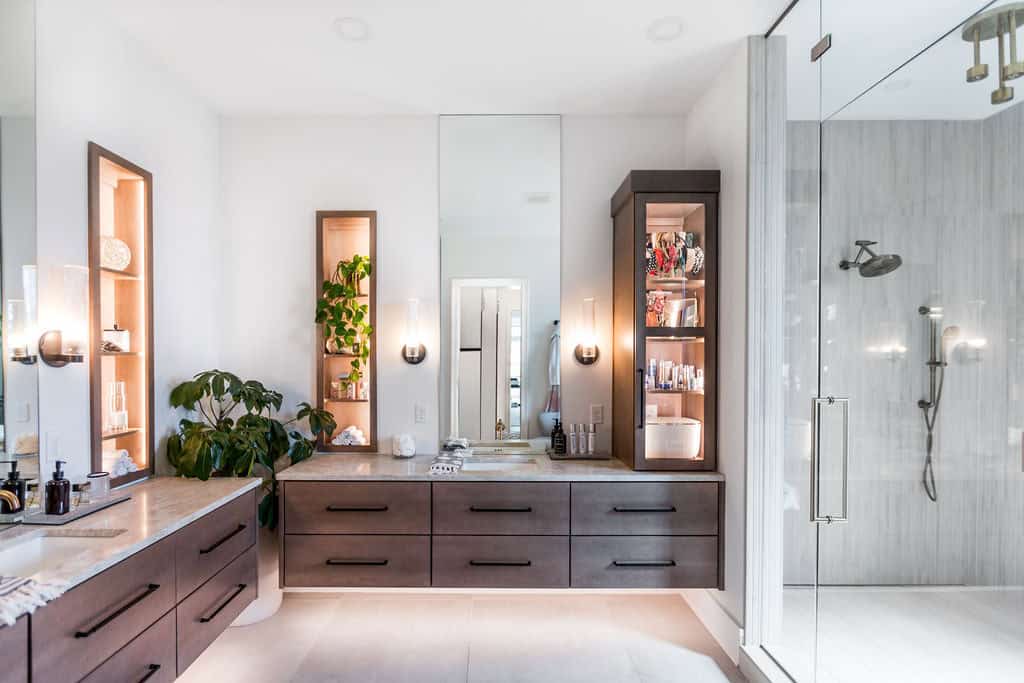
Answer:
top-left (316, 211), bottom-right (378, 452)
top-left (88, 143), bottom-right (154, 486)
top-left (610, 171), bottom-right (719, 472)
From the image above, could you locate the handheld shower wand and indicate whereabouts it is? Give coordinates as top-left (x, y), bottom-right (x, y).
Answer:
top-left (917, 306), bottom-right (959, 502)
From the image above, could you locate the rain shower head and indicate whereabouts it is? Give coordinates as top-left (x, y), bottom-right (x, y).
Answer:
top-left (839, 240), bottom-right (903, 277)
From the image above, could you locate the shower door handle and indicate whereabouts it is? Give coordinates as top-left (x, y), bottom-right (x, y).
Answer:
top-left (810, 396), bottom-right (849, 524)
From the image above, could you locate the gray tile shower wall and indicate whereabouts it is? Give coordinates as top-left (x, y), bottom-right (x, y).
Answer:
top-left (783, 103), bottom-right (1024, 588)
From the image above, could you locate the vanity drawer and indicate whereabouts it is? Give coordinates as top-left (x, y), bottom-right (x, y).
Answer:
top-left (0, 617), bottom-right (28, 683)
top-left (81, 609), bottom-right (176, 683)
top-left (432, 482), bottom-right (570, 535)
top-left (175, 489), bottom-right (257, 601)
top-left (283, 535), bottom-right (430, 587)
top-left (176, 543), bottom-right (257, 675)
top-left (284, 482), bottom-right (430, 534)
top-left (570, 482), bottom-right (719, 535)
top-left (32, 535), bottom-right (176, 683)
top-left (432, 536), bottom-right (569, 588)
top-left (570, 536), bottom-right (718, 588)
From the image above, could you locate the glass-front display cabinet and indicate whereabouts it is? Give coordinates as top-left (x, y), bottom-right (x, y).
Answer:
top-left (611, 171), bottom-right (718, 471)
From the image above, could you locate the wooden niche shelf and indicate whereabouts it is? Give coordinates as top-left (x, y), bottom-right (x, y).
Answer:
top-left (88, 143), bottom-right (154, 486)
top-left (316, 211), bottom-right (378, 452)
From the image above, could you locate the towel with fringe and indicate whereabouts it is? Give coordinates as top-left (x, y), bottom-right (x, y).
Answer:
top-left (0, 575), bottom-right (67, 627)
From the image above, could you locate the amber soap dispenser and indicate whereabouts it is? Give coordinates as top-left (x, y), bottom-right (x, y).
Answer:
top-left (45, 460), bottom-right (71, 515)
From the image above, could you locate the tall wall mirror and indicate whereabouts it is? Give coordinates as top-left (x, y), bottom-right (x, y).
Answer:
top-left (439, 115), bottom-right (561, 449)
top-left (0, 0), bottom-right (40, 487)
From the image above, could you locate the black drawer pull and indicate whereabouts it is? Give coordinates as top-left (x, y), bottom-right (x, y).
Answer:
top-left (199, 583), bottom-right (248, 623)
top-left (75, 583), bottom-right (161, 638)
top-left (612, 560), bottom-right (677, 568)
top-left (469, 560), bottom-right (532, 567)
top-left (199, 523), bottom-right (247, 555)
top-left (612, 505), bottom-right (677, 513)
top-left (469, 505), bottom-right (533, 513)
top-left (139, 664), bottom-right (161, 683)
top-left (326, 504), bottom-right (389, 512)
top-left (325, 558), bottom-right (389, 566)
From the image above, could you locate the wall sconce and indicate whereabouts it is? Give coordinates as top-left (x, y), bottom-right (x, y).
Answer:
top-left (574, 297), bottom-right (599, 365)
top-left (39, 265), bottom-right (88, 367)
top-left (401, 298), bottom-right (426, 364)
top-left (7, 299), bottom-right (37, 364)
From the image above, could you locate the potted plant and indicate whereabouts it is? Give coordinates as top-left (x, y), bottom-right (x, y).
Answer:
top-left (167, 370), bottom-right (336, 622)
top-left (316, 254), bottom-right (373, 388)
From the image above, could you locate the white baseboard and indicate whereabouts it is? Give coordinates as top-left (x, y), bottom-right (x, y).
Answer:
top-left (681, 589), bottom-right (743, 665)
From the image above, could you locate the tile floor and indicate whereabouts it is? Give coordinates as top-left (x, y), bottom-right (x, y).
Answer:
top-left (179, 593), bottom-right (745, 682)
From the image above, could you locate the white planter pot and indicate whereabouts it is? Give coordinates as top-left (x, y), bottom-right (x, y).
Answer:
top-left (232, 523), bottom-right (282, 626)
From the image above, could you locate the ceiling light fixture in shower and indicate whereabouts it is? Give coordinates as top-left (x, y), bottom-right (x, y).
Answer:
top-left (962, 3), bottom-right (1024, 105)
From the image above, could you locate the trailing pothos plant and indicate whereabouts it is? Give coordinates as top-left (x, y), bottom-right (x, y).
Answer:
top-left (315, 254), bottom-right (373, 384)
top-left (167, 370), bottom-right (336, 529)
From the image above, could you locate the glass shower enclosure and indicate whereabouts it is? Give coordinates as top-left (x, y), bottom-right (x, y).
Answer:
top-left (758, 1), bottom-right (1024, 681)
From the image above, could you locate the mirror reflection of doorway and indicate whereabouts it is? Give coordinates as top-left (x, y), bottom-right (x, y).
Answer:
top-left (451, 279), bottom-right (526, 441)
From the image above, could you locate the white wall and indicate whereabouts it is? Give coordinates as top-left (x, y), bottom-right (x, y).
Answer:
top-left (680, 43), bottom-right (750, 628)
top-left (218, 117), bottom-right (441, 452)
top-left (560, 116), bottom-right (688, 451)
top-left (35, 0), bottom-right (221, 480)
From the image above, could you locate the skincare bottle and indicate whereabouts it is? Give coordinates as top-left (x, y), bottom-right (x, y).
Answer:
top-left (586, 424), bottom-right (596, 455)
top-left (0, 461), bottom-right (25, 513)
top-left (45, 460), bottom-right (71, 516)
top-left (568, 423), bottom-right (578, 455)
top-left (552, 420), bottom-right (567, 454)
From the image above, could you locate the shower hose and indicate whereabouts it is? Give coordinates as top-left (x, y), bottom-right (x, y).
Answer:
top-left (920, 366), bottom-right (944, 502)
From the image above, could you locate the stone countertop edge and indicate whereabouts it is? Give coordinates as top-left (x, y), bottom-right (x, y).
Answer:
top-left (0, 476), bottom-right (261, 594)
top-left (277, 453), bottom-right (724, 482)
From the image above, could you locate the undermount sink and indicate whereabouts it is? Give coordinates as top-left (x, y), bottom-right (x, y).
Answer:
top-left (0, 529), bottom-right (126, 578)
top-left (468, 440), bottom-right (545, 455)
top-left (460, 455), bottom-right (538, 471)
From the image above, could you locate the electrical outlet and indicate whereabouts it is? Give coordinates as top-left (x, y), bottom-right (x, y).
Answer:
top-left (590, 404), bottom-right (604, 424)
top-left (414, 403), bottom-right (427, 424)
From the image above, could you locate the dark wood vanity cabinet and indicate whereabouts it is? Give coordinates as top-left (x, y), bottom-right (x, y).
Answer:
top-left (611, 171), bottom-right (720, 472)
top-left (0, 618), bottom-right (29, 683)
top-left (28, 489), bottom-right (257, 683)
top-left (281, 480), bottom-right (722, 591)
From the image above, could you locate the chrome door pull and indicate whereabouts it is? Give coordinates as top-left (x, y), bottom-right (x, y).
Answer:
top-left (810, 396), bottom-right (849, 524)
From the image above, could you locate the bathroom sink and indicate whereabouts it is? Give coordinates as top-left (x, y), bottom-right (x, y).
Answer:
top-left (468, 440), bottom-right (545, 455)
top-left (461, 455), bottom-right (538, 471)
top-left (0, 529), bottom-right (126, 578)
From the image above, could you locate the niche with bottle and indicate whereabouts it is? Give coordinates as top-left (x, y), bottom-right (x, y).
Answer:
top-left (316, 211), bottom-right (378, 452)
top-left (88, 143), bottom-right (154, 485)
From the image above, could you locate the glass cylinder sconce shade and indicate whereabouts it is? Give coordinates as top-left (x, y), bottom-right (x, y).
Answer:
top-left (574, 297), bottom-right (600, 365)
top-left (7, 299), bottom-right (36, 364)
top-left (39, 265), bottom-right (88, 367)
top-left (401, 298), bottom-right (426, 364)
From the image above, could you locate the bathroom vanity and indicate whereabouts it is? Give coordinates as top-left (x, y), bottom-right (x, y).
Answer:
top-left (278, 455), bottom-right (724, 590)
top-left (0, 477), bottom-right (259, 682)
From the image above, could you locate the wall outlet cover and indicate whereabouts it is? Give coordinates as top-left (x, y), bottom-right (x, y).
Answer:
top-left (590, 404), bottom-right (604, 424)
top-left (414, 403), bottom-right (427, 424)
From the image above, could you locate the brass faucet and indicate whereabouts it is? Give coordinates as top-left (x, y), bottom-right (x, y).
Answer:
top-left (494, 418), bottom-right (507, 441)
top-left (0, 490), bottom-right (20, 513)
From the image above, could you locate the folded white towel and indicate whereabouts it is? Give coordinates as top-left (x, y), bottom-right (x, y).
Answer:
top-left (0, 575), bottom-right (66, 627)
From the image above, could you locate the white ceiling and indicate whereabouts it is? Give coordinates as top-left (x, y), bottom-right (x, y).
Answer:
top-left (91, 0), bottom-right (787, 117)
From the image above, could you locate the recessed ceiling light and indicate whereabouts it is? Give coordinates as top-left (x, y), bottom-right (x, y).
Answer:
top-left (647, 16), bottom-right (685, 43)
top-left (333, 17), bottom-right (370, 42)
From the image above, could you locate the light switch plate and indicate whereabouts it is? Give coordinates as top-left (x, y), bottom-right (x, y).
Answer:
top-left (589, 404), bottom-right (604, 424)
top-left (414, 403), bottom-right (427, 424)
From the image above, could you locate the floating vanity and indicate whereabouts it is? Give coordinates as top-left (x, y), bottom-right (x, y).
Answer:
top-left (0, 477), bottom-right (259, 683)
top-left (277, 454), bottom-right (724, 591)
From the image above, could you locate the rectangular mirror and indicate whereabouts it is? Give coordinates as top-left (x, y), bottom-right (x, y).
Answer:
top-left (0, 0), bottom-right (40, 489)
top-left (439, 115), bottom-right (560, 448)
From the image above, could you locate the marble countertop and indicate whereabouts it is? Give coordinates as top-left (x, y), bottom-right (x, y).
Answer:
top-left (0, 476), bottom-right (260, 592)
top-left (277, 453), bottom-right (724, 482)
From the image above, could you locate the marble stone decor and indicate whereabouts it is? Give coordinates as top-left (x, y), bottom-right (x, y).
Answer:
top-left (782, 100), bottom-right (1024, 589)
